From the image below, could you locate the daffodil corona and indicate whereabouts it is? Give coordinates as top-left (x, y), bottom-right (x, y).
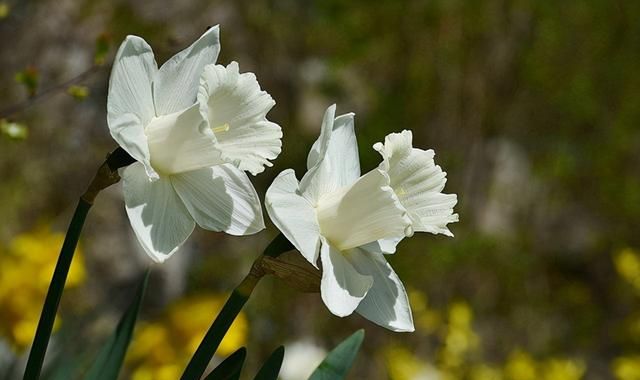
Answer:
top-left (108, 26), bottom-right (281, 262)
top-left (266, 105), bottom-right (458, 332)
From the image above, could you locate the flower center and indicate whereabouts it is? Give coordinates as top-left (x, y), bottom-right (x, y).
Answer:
top-left (145, 104), bottom-right (223, 176)
top-left (211, 123), bottom-right (230, 134)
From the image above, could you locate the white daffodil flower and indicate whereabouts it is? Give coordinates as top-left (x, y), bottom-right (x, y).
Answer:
top-left (265, 105), bottom-right (458, 332)
top-left (107, 26), bottom-right (282, 262)
top-left (266, 105), bottom-right (415, 331)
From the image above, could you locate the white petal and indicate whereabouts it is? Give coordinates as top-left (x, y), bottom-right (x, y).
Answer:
top-left (171, 163), bottom-right (265, 235)
top-left (349, 246), bottom-right (414, 332)
top-left (375, 130), bottom-right (459, 236)
top-left (107, 36), bottom-right (158, 177)
top-left (145, 102), bottom-right (223, 175)
top-left (320, 239), bottom-right (373, 317)
top-left (300, 105), bottom-right (361, 205)
top-left (197, 62), bottom-right (282, 175)
top-left (154, 26), bottom-right (221, 115)
top-left (109, 113), bottom-right (158, 179)
top-left (305, 104), bottom-right (335, 171)
top-left (121, 162), bottom-right (195, 263)
top-left (315, 169), bottom-right (412, 251)
top-left (361, 236), bottom-right (403, 255)
top-left (265, 169), bottom-right (322, 266)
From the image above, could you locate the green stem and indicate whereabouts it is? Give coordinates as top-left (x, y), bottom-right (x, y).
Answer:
top-left (22, 147), bottom-right (134, 380)
top-left (181, 233), bottom-right (293, 380)
top-left (180, 262), bottom-right (264, 380)
top-left (23, 199), bottom-right (91, 380)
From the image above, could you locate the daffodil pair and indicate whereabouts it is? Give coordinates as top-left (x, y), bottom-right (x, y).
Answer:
top-left (265, 105), bottom-right (458, 331)
top-left (108, 26), bottom-right (458, 332)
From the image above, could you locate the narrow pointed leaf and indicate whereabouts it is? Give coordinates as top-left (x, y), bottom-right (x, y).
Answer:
top-left (203, 347), bottom-right (247, 380)
top-left (253, 346), bottom-right (285, 380)
top-left (44, 358), bottom-right (81, 380)
top-left (308, 330), bottom-right (365, 380)
top-left (23, 199), bottom-right (92, 380)
top-left (83, 269), bottom-right (150, 380)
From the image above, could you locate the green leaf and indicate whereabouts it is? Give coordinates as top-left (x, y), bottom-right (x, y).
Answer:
top-left (203, 347), bottom-right (246, 380)
top-left (83, 269), bottom-right (150, 380)
top-left (253, 346), bottom-right (285, 380)
top-left (23, 199), bottom-right (92, 380)
top-left (308, 330), bottom-right (365, 380)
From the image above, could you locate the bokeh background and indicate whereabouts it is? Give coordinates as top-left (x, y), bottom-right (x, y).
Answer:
top-left (1, 0), bottom-right (640, 379)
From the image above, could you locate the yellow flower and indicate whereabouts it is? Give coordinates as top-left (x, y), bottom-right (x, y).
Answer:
top-left (385, 345), bottom-right (439, 380)
top-left (613, 356), bottom-right (640, 380)
top-left (0, 226), bottom-right (85, 351)
top-left (440, 302), bottom-right (479, 369)
top-left (504, 350), bottom-right (537, 380)
top-left (471, 364), bottom-right (503, 380)
top-left (541, 358), bottom-right (585, 380)
top-left (614, 248), bottom-right (640, 292)
top-left (167, 295), bottom-right (248, 356)
top-left (127, 294), bottom-right (248, 379)
top-left (408, 289), bottom-right (442, 334)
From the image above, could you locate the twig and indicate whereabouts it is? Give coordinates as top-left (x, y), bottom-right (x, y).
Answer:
top-left (0, 65), bottom-right (104, 119)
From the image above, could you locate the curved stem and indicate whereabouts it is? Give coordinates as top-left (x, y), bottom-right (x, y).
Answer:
top-left (22, 147), bottom-right (134, 380)
top-left (23, 199), bottom-right (91, 380)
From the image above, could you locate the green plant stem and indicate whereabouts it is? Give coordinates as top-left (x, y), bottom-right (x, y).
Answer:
top-left (23, 199), bottom-right (91, 380)
top-left (181, 259), bottom-right (266, 380)
top-left (180, 233), bottom-right (297, 380)
top-left (22, 148), bottom-right (134, 380)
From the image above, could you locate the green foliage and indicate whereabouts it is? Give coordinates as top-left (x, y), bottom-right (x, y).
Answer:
top-left (203, 347), bottom-right (246, 380)
top-left (309, 330), bottom-right (364, 380)
top-left (253, 346), bottom-right (285, 380)
top-left (83, 269), bottom-right (150, 380)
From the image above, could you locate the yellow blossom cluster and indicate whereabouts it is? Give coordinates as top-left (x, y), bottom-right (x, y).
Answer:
top-left (126, 294), bottom-right (248, 380)
top-left (0, 227), bottom-right (85, 351)
top-left (385, 296), bottom-right (586, 380)
top-left (613, 355), bottom-right (640, 380)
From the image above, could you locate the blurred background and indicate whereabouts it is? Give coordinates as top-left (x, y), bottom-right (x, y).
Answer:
top-left (1, 0), bottom-right (639, 379)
